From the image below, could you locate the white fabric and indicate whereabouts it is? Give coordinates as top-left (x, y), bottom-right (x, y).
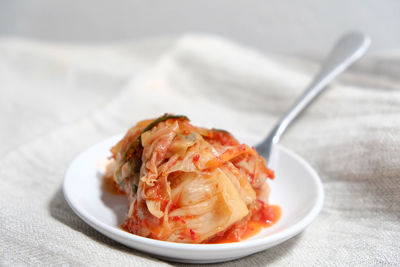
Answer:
top-left (1, 34), bottom-right (399, 266)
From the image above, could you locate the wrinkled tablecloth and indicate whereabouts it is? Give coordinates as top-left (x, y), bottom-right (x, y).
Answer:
top-left (0, 34), bottom-right (399, 266)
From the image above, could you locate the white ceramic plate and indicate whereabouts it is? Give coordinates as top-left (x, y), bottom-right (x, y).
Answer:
top-left (63, 135), bottom-right (324, 264)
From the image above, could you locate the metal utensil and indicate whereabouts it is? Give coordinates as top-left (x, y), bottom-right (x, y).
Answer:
top-left (255, 32), bottom-right (371, 163)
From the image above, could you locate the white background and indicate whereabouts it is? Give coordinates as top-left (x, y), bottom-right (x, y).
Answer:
top-left (0, 0), bottom-right (399, 57)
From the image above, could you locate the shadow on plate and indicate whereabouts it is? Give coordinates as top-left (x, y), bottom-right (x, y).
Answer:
top-left (97, 170), bottom-right (128, 224)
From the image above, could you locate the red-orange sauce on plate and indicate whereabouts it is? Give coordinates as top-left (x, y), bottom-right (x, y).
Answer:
top-left (209, 205), bottom-right (281, 244)
top-left (102, 175), bottom-right (125, 195)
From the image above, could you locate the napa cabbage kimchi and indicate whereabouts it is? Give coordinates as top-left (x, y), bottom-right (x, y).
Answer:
top-left (104, 114), bottom-right (278, 244)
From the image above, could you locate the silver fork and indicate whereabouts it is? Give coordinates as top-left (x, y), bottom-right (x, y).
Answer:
top-left (255, 32), bottom-right (370, 163)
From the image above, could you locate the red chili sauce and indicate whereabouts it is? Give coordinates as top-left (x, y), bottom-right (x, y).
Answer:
top-left (209, 204), bottom-right (281, 244)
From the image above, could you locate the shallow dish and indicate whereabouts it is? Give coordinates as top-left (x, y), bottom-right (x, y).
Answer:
top-left (63, 135), bottom-right (324, 263)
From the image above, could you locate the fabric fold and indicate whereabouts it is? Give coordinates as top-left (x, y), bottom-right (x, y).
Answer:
top-left (0, 34), bottom-right (399, 266)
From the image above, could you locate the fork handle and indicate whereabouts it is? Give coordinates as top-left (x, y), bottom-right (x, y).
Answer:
top-left (256, 32), bottom-right (371, 161)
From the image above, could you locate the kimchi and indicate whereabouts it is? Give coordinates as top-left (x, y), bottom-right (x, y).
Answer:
top-left (105, 114), bottom-right (279, 244)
